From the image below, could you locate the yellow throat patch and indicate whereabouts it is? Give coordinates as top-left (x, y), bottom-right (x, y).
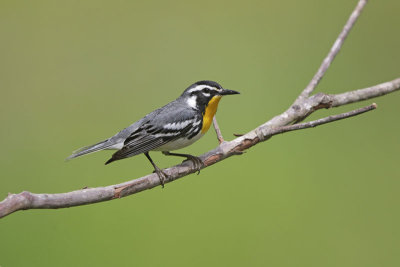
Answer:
top-left (201, 95), bottom-right (222, 134)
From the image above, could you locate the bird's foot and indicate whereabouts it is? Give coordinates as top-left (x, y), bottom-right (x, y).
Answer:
top-left (162, 151), bottom-right (204, 175)
top-left (183, 155), bottom-right (204, 175)
top-left (153, 166), bottom-right (168, 188)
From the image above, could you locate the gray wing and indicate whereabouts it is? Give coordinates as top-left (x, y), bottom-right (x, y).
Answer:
top-left (105, 102), bottom-right (200, 164)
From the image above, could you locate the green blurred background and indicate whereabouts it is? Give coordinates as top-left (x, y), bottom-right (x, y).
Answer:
top-left (1, 0), bottom-right (399, 266)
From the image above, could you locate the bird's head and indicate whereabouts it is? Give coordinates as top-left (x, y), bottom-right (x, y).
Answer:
top-left (181, 80), bottom-right (239, 111)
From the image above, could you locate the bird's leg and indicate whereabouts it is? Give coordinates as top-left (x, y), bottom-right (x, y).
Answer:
top-left (144, 152), bottom-right (167, 188)
top-left (162, 151), bottom-right (204, 175)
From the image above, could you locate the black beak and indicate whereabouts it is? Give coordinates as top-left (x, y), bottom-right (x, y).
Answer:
top-left (220, 89), bottom-right (240, 95)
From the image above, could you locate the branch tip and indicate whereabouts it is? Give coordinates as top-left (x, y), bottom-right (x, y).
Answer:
top-left (298, 0), bottom-right (368, 99)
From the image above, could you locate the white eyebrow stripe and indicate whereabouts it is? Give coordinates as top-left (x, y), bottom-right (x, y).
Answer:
top-left (187, 85), bottom-right (219, 93)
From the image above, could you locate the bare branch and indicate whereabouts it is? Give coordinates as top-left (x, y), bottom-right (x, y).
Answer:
top-left (258, 78), bottom-right (400, 131)
top-left (1, 0), bottom-right (398, 219)
top-left (331, 78), bottom-right (400, 107)
top-left (298, 0), bottom-right (368, 100)
top-left (269, 103), bottom-right (376, 136)
top-left (212, 116), bottom-right (225, 144)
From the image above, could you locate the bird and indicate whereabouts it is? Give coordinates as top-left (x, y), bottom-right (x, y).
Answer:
top-left (67, 80), bottom-right (239, 186)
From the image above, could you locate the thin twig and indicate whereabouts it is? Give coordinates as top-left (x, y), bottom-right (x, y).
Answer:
top-left (269, 103), bottom-right (376, 136)
top-left (331, 78), bottom-right (400, 107)
top-left (212, 116), bottom-right (225, 144)
top-left (298, 0), bottom-right (368, 100)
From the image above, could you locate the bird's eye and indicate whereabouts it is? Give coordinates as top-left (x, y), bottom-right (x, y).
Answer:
top-left (203, 88), bottom-right (210, 93)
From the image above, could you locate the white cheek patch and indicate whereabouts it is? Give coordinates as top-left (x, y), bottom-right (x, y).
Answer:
top-left (202, 92), bottom-right (210, 97)
top-left (187, 95), bottom-right (197, 109)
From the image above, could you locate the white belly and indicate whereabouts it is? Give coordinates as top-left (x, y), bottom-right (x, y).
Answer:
top-left (152, 132), bottom-right (204, 152)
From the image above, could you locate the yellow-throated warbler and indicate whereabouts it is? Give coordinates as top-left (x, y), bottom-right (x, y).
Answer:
top-left (67, 80), bottom-right (239, 186)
